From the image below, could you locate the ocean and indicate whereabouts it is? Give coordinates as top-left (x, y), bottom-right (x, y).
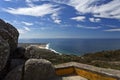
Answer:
top-left (19, 38), bottom-right (120, 55)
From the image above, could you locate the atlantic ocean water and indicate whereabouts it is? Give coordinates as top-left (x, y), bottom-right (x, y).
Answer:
top-left (19, 38), bottom-right (120, 55)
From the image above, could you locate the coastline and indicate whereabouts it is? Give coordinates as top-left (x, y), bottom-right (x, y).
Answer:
top-left (18, 42), bottom-right (120, 70)
top-left (46, 43), bottom-right (61, 54)
top-left (18, 43), bottom-right (61, 54)
top-left (19, 38), bottom-right (120, 55)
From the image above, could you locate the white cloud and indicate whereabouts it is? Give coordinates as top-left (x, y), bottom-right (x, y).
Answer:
top-left (17, 27), bottom-right (30, 34)
top-left (18, 29), bottom-right (26, 34)
top-left (29, 0), bottom-right (68, 4)
top-left (89, 18), bottom-right (101, 22)
top-left (71, 16), bottom-right (85, 22)
top-left (4, 0), bottom-right (12, 1)
top-left (24, 0), bottom-right (120, 20)
top-left (54, 19), bottom-right (61, 24)
top-left (67, 0), bottom-right (120, 19)
top-left (77, 25), bottom-right (101, 29)
top-left (104, 28), bottom-right (120, 32)
top-left (25, 0), bottom-right (39, 7)
top-left (3, 4), bottom-right (60, 17)
top-left (26, 0), bottom-right (39, 2)
top-left (40, 27), bottom-right (50, 30)
top-left (51, 13), bottom-right (61, 24)
top-left (22, 21), bottom-right (33, 26)
top-left (24, 27), bottom-right (31, 31)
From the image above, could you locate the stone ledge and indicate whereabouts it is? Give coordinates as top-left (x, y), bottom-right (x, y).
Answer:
top-left (55, 62), bottom-right (120, 80)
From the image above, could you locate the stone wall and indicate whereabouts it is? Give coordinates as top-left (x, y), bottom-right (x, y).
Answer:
top-left (55, 62), bottom-right (120, 80)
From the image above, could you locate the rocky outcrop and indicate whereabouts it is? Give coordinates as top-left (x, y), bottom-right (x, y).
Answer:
top-left (25, 45), bottom-right (57, 59)
top-left (3, 65), bottom-right (23, 80)
top-left (0, 19), bottom-right (58, 80)
top-left (0, 19), bottom-right (19, 79)
top-left (0, 36), bottom-right (10, 71)
top-left (3, 59), bottom-right (57, 80)
top-left (12, 47), bottom-right (26, 59)
top-left (10, 47), bottom-right (26, 70)
top-left (24, 59), bottom-right (56, 80)
top-left (0, 19), bottom-right (19, 55)
top-left (10, 59), bottom-right (25, 70)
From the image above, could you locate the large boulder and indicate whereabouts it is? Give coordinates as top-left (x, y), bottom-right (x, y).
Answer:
top-left (3, 65), bottom-right (23, 80)
top-left (0, 36), bottom-right (10, 71)
top-left (12, 47), bottom-right (26, 59)
top-left (0, 19), bottom-right (19, 79)
top-left (0, 19), bottom-right (19, 55)
top-left (10, 59), bottom-right (26, 70)
top-left (0, 19), bottom-right (19, 69)
top-left (24, 59), bottom-right (56, 80)
top-left (25, 45), bottom-right (57, 59)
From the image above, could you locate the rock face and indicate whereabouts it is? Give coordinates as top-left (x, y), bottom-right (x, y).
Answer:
top-left (0, 19), bottom-right (19, 79)
top-left (12, 47), bottom-right (26, 59)
top-left (0, 19), bottom-right (58, 80)
top-left (0, 19), bottom-right (19, 54)
top-left (3, 65), bottom-right (23, 80)
top-left (0, 36), bottom-right (10, 71)
top-left (24, 59), bottom-right (56, 80)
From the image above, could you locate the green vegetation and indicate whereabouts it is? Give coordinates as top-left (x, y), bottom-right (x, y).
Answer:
top-left (19, 43), bottom-right (120, 70)
top-left (81, 50), bottom-right (120, 70)
top-left (51, 49), bottom-right (120, 70)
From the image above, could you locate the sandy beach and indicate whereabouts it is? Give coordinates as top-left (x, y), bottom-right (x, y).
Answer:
top-left (18, 43), bottom-right (48, 49)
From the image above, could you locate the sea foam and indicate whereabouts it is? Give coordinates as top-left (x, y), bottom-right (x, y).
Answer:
top-left (46, 43), bottom-right (61, 55)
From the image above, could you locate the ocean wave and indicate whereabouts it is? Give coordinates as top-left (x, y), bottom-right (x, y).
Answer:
top-left (45, 43), bottom-right (50, 49)
top-left (46, 43), bottom-right (62, 55)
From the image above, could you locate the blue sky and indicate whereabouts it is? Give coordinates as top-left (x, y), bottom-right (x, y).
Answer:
top-left (0, 0), bottom-right (120, 39)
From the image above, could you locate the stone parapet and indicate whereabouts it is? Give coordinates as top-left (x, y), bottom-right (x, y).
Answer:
top-left (55, 62), bottom-right (120, 80)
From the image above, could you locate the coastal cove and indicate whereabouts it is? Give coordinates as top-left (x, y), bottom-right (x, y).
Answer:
top-left (19, 38), bottom-right (120, 55)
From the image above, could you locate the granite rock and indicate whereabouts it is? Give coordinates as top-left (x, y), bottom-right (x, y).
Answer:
top-left (25, 45), bottom-right (57, 59)
top-left (0, 19), bottom-right (19, 79)
top-left (0, 19), bottom-right (19, 55)
top-left (0, 36), bottom-right (10, 71)
top-left (3, 65), bottom-right (23, 80)
top-left (24, 59), bottom-right (56, 80)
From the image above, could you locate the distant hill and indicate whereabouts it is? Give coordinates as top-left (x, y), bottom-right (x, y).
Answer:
top-left (81, 49), bottom-right (120, 70)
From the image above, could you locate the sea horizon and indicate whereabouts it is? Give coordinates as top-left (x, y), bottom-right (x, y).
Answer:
top-left (18, 38), bottom-right (120, 55)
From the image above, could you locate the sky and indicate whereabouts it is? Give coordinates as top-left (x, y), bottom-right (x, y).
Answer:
top-left (0, 0), bottom-right (120, 39)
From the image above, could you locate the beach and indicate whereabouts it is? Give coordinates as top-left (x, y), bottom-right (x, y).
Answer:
top-left (18, 43), bottom-right (48, 49)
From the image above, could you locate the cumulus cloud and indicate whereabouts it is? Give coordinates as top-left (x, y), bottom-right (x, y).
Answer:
top-left (71, 16), bottom-right (86, 22)
top-left (3, 4), bottom-right (60, 17)
top-left (89, 18), bottom-right (101, 22)
top-left (104, 28), bottom-right (120, 32)
top-left (51, 13), bottom-right (61, 24)
top-left (77, 25), bottom-right (101, 29)
top-left (22, 21), bottom-right (33, 26)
